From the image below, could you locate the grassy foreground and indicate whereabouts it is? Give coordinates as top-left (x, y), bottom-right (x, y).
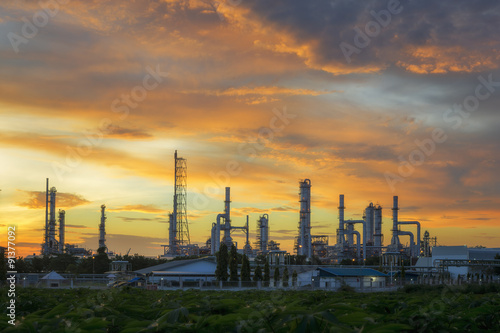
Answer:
top-left (1, 284), bottom-right (499, 332)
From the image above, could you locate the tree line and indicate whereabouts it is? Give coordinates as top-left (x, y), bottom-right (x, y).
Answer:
top-left (0, 248), bottom-right (206, 275)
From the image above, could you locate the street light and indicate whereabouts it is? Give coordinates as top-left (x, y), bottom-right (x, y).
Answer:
top-left (92, 256), bottom-right (95, 283)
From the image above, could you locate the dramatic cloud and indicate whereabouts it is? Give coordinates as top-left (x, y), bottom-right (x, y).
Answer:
top-left (2, 0), bottom-right (499, 257)
top-left (17, 190), bottom-right (90, 209)
top-left (238, 0), bottom-right (500, 74)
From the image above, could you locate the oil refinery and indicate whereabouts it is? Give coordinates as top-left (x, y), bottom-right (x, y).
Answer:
top-left (39, 150), bottom-right (431, 266)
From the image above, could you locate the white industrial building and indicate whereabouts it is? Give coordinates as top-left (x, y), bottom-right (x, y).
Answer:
top-left (135, 257), bottom-right (217, 285)
top-left (316, 267), bottom-right (388, 289)
top-left (415, 246), bottom-right (500, 279)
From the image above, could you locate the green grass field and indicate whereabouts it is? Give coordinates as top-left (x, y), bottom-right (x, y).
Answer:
top-left (2, 284), bottom-right (499, 332)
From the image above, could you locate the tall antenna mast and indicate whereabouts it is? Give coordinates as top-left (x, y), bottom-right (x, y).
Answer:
top-left (175, 150), bottom-right (190, 246)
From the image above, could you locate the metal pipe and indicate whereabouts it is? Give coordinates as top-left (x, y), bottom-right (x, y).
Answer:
top-left (345, 230), bottom-right (361, 259)
top-left (345, 220), bottom-right (365, 262)
top-left (398, 231), bottom-right (414, 257)
top-left (399, 221), bottom-right (421, 257)
top-left (215, 213), bottom-right (225, 252)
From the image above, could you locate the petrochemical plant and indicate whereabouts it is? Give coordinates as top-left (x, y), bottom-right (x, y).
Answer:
top-left (40, 150), bottom-right (432, 265)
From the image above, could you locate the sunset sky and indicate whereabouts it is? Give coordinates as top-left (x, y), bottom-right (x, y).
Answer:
top-left (1, 0), bottom-right (499, 258)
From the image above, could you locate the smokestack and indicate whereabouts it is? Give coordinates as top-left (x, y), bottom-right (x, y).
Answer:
top-left (338, 194), bottom-right (345, 248)
top-left (225, 187), bottom-right (231, 219)
top-left (391, 196), bottom-right (400, 246)
top-left (58, 210), bottom-right (65, 254)
top-left (223, 187), bottom-right (232, 247)
top-left (44, 178), bottom-right (49, 254)
top-left (99, 204), bottom-right (106, 251)
top-left (374, 205), bottom-right (383, 250)
top-left (298, 179), bottom-right (312, 259)
top-left (48, 186), bottom-right (57, 252)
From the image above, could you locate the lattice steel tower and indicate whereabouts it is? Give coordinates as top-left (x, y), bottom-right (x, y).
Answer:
top-left (172, 150), bottom-right (190, 251)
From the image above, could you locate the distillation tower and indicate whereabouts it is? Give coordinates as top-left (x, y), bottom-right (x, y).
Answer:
top-left (334, 195), bottom-right (384, 261)
top-left (256, 214), bottom-right (269, 253)
top-left (210, 187), bottom-right (251, 254)
top-left (297, 179), bottom-right (312, 259)
top-left (386, 196), bottom-right (421, 261)
top-left (42, 178), bottom-right (61, 255)
top-left (58, 210), bottom-right (65, 254)
top-left (99, 204), bottom-right (107, 251)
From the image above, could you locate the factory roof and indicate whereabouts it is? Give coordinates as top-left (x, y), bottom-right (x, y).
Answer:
top-left (318, 267), bottom-right (388, 277)
top-left (468, 248), bottom-right (500, 260)
top-left (432, 246), bottom-right (468, 257)
top-left (134, 257), bottom-right (216, 275)
top-left (41, 271), bottom-right (66, 280)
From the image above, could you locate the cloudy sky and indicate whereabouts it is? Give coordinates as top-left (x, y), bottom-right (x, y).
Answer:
top-left (1, 0), bottom-right (499, 257)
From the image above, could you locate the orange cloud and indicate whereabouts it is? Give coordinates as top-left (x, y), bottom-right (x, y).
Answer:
top-left (17, 190), bottom-right (90, 209)
top-left (398, 45), bottom-right (500, 74)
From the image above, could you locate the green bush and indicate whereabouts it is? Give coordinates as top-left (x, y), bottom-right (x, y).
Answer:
top-left (1, 286), bottom-right (499, 332)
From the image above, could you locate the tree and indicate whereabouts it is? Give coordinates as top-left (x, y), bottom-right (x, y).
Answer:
top-left (14, 257), bottom-right (32, 273)
top-left (264, 260), bottom-right (270, 282)
top-left (94, 247), bottom-right (111, 274)
top-left (31, 256), bottom-right (45, 273)
top-left (229, 244), bottom-right (239, 282)
top-left (241, 254), bottom-right (251, 282)
top-left (253, 265), bottom-right (263, 282)
top-left (292, 270), bottom-right (298, 287)
top-left (274, 267), bottom-right (280, 287)
top-left (282, 267), bottom-right (289, 287)
top-left (215, 243), bottom-right (229, 281)
top-left (49, 253), bottom-right (78, 272)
